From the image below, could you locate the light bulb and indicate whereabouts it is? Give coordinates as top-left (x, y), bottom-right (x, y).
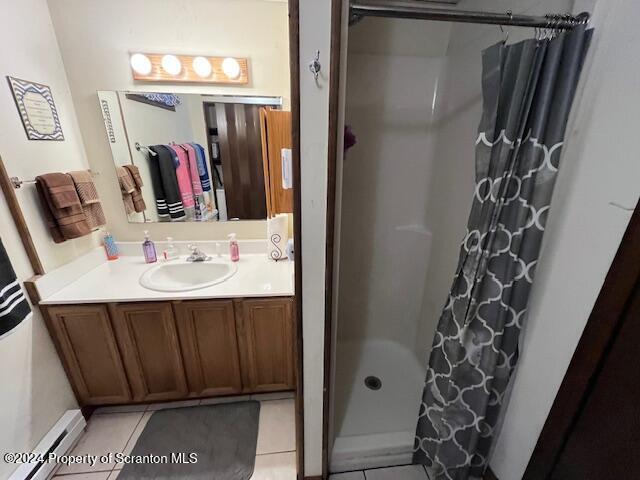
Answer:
top-left (130, 53), bottom-right (152, 76)
top-left (192, 56), bottom-right (212, 78)
top-left (161, 54), bottom-right (182, 76)
top-left (222, 57), bottom-right (241, 79)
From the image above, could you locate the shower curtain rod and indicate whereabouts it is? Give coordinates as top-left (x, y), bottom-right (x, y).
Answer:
top-left (350, 1), bottom-right (590, 30)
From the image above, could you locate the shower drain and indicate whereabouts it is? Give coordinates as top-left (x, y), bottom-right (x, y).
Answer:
top-left (364, 376), bottom-right (382, 391)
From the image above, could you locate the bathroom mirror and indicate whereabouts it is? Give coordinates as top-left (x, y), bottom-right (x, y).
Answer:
top-left (98, 91), bottom-right (292, 223)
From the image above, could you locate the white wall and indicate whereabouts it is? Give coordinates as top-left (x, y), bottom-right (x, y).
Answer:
top-left (299, 0), bottom-right (332, 474)
top-left (491, 1), bottom-right (640, 478)
top-left (338, 19), bottom-right (451, 355)
top-left (47, 0), bottom-right (290, 242)
top-left (0, 2), bottom-right (102, 272)
top-left (0, 0), bottom-right (82, 476)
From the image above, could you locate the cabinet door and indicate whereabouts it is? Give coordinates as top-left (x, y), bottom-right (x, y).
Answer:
top-left (236, 298), bottom-right (295, 392)
top-left (110, 302), bottom-right (187, 402)
top-left (174, 300), bottom-right (242, 397)
top-left (44, 305), bottom-right (131, 405)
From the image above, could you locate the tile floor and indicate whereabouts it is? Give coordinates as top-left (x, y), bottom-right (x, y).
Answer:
top-left (329, 464), bottom-right (431, 480)
top-left (51, 392), bottom-right (295, 480)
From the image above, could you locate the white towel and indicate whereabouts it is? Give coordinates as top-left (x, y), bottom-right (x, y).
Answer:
top-left (267, 214), bottom-right (288, 261)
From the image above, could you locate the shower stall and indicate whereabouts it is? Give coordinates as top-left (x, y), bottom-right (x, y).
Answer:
top-left (330, 0), bottom-right (576, 473)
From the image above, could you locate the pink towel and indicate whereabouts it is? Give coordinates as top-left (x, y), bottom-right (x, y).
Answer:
top-left (183, 144), bottom-right (203, 195)
top-left (168, 145), bottom-right (195, 209)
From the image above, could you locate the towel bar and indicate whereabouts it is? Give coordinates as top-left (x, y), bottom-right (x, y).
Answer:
top-left (10, 170), bottom-right (100, 189)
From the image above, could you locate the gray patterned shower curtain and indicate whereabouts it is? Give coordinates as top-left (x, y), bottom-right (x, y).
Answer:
top-left (413, 26), bottom-right (591, 480)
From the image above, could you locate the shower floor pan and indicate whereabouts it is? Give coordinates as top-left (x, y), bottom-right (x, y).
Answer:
top-left (331, 339), bottom-right (426, 472)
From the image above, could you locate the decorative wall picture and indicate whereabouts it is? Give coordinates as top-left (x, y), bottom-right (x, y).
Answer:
top-left (7, 76), bottom-right (64, 141)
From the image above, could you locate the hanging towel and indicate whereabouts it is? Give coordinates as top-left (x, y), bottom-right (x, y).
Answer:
top-left (192, 143), bottom-right (216, 219)
top-left (0, 239), bottom-right (31, 337)
top-left (68, 170), bottom-right (106, 230)
top-left (149, 145), bottom-right (186, 222)
top-left (36, 173), bottom-right (91, 243)
top-left (192, 143), bottom-right (212, 191)
top-left (183, 144), bottom-right (207, 220)
top-left (123, 165), bottom-right (146, 213)
top-left (183, 144), bottom-right (203, 195)
top-left (168, 145), bottom-right (195, 213)
top-left (116, 166), bottom-right (136, 214)
top-left (146, 148), bottom-right (169, 220)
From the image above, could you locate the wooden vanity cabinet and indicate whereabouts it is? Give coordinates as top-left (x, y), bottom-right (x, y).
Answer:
top-left (236, 298), bottom-right (295, 392)
top-left (173, 300), bottom-right (243, 397)
top-left (43, 304), bottom-right (131, 405)
top-left (43, 297), bottom-right (294, 406)
top-left (109, 302), bottom-right (188, 402)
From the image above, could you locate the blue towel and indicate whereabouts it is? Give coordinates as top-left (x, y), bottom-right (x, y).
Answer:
top-left (192, 143), bottom-right (212, 192)
top-left (0, 239), bottom-right (31, 337)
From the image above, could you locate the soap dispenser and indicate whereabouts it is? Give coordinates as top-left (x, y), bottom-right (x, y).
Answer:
top-left (102, 230), bottom-right (119, 261)
top-left (163, 236), bottom-right (178, 261)
top-left (142, 230), bottom-right (157, 263)
top-left (228, 233), bottom-right (240, 262)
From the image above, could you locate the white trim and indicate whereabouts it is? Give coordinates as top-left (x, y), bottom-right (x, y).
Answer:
top-left (8, 410), bottom-right (86, 480)
top-left (200, 94), bottom-right (282, 106)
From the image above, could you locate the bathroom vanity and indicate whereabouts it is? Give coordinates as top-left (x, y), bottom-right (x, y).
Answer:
top-left (35, 245), bottom-right (295, 407)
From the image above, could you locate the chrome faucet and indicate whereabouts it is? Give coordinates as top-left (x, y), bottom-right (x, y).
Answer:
top-left (186, 244), bottom-right (211, 262)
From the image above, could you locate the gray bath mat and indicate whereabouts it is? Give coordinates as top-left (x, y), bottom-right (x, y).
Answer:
top-left (119, 401), bottom-right (260, 480)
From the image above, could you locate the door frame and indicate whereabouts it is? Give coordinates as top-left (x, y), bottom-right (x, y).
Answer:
top-left (291, 0), bottom-right (343, 476)
top-left (317, 3), bottom-right (634, 480)
top-left (320, 0), bottom-right (344, 478)
top-left (288, 0), bottom-right (305, 478)
top-left (523, 200), bottom-right (640, 479)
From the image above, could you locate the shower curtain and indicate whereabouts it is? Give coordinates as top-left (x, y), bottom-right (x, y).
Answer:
top-left (414, 26), bottom-right (591, 480)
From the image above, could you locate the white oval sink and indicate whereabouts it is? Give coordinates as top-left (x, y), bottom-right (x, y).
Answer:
top-left (139, 259), bottom-right (238, 292)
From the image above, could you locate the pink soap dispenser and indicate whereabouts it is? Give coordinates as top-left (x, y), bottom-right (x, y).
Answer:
top-left (228, 233), bottom-right (240, 262)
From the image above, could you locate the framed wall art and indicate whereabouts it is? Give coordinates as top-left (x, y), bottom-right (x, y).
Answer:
top-left (7, 76), bottom-right (64, 141)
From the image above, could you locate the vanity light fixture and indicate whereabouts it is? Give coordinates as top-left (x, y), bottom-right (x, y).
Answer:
top-left (222, 57), bottom-right (241, 80)
top-left (192, 56), bottom-right (212, 78)
top-left (129, 52), bottom-right (249, 84)
top-left (161, 54), bottom-right (182, 76)
top-left (130, 53), bottom-right (152, 76)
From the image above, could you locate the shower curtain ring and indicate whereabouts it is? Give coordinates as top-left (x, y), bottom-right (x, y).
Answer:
top-left (563, 14), bottom-right (573, 31)
top-left (553, 15), bottom-right (562, 36)
top-left (500, 10), bottom-right (512, 43)
top-left (499, 24), bottom-right (509, 44)
top-left (544, 13), bottom-right (555, 38)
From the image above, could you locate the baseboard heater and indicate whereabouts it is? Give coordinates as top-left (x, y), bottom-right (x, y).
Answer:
top-left (9, 410), bottom-right (86, 480)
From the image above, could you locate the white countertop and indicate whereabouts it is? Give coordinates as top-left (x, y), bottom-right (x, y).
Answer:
top-left (39, 252), bottom-right (294, 305)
